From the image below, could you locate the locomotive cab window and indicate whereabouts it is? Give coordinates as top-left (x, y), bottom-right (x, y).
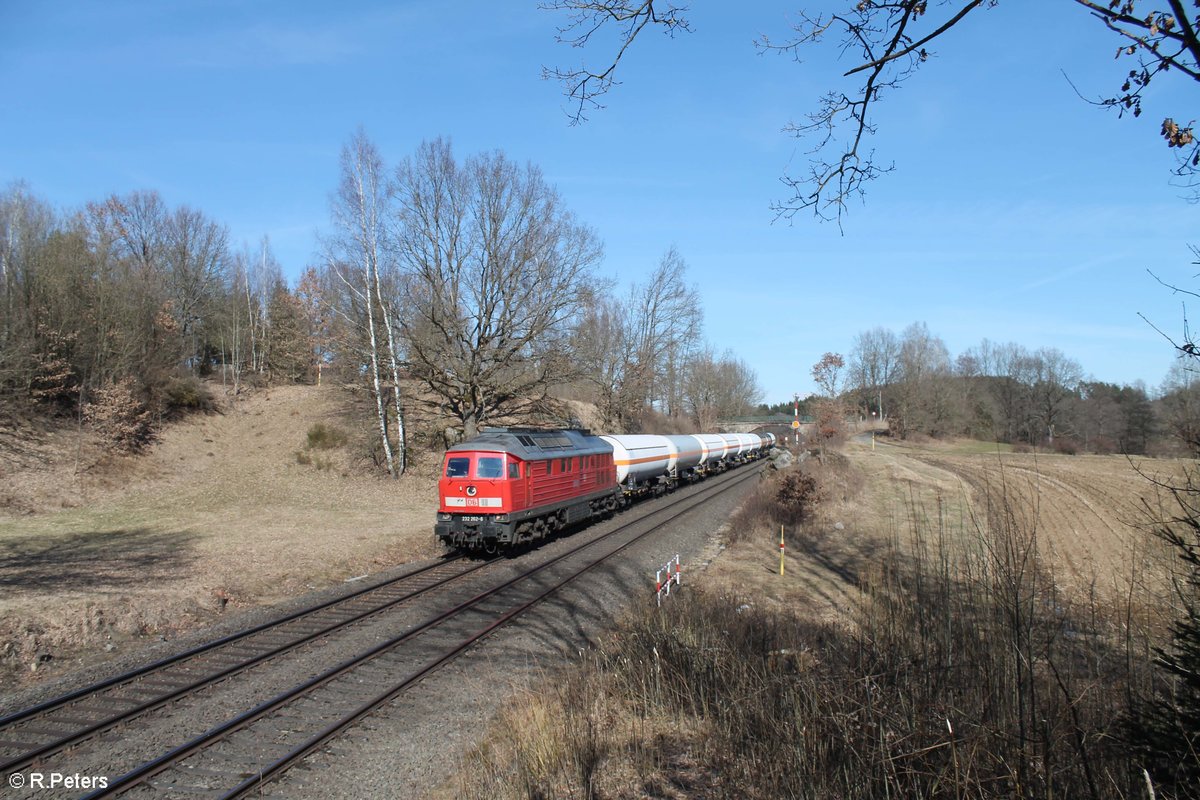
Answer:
top-left (477, 457), bottom-right (503, 479)
top-left (446, 457), bottom-right (470, 478)
top-left (508, 462), bottom-right (520, 479)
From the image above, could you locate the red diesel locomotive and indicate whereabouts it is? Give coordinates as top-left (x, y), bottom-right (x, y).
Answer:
top-left (435, 428), bottom-right (621, 551)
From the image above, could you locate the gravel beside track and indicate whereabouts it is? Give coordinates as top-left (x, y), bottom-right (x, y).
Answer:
top-left (267, 468), bottom-right (761, 800)
top-left (3, 464), bottom-right (763, 800)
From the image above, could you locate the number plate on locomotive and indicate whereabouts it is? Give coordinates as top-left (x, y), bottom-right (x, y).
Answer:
top-left (460, 515), bottom-right (485, 522)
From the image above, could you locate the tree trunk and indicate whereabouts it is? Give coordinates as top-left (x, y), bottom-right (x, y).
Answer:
top-left (365, 294), bottom-right (396, 477)
top-left (374, 281), bottom-right (406, 475)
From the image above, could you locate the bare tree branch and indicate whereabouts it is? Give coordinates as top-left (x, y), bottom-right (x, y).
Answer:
top-left (541, 0), bottom-right (691, 124)
top-left (761, 2), bottom-right (992, 224)
top-left (544, 0), bottom-right (1200, 220)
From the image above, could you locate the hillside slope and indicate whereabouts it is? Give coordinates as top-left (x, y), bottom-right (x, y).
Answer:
top-left (0, 385), bottom-right (440, 685)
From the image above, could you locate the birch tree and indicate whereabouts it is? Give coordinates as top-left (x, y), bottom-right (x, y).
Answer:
top-left (326, 129), bottom-right (406, 476)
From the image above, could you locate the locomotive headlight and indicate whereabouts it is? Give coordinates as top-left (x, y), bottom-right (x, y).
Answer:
top-left (466, 485), bottom-right (477, 496)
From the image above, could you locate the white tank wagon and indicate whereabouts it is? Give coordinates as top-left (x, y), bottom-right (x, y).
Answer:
top-left (718, 433), bottom-right (747, 461)
top-left (719, 433), bottom-right (770, 465)
top-left (600, 434), bottom-right (674, 497)
top-left (689, 433), bottom-right (730, 474)
top-left (664, 435), bottom-right (705, 483)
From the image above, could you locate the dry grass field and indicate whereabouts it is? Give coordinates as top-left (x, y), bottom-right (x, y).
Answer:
top-left (0, 385), bottom-right (442, 686)
top-left (705, 434), bottom-right (1186, 621)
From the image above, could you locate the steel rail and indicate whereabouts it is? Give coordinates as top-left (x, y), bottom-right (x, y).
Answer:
top-left (80, 463), bottom-right (763, 799)
top-left (225, 463), bottom-right (765, 799)
top-left (0, 554), bottom-right (493, 775)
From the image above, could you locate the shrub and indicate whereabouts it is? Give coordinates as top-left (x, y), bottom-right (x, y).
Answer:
top-left (158, 374), bottom-right (217, 416)
top-left (306, 422), bottom-right (347, 450)
top-left (1124, 470), bottom-right (1200, 796)
top-left (1052, 436), bottom-right (1080, 455)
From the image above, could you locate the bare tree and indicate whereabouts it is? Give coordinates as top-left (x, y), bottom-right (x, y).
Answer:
top-left (683, 347), bottom-right (762, 430)
top-left (571, 293), bottom-right (632, 429)
top-left (810, 352), bottom-right (847, 461)
top-left (162, 205), bottom-right (229, 372)
top-left (295, 266), bottom-right (331, 385)
top-left (626, 246), bottom-right (702, 417)
top-left (392, 138), bottom-right (603, 438)
top-left (0, 184), bottom-right (54, 402)
top-left (892, 321), bottom-right (955, 438)
top-left (325, 130), bottom-right (405, 476)
top-left (1028, 346), bottom-right (1083, 445)
top-left (849, 326), bottom-right (899, 419)
top-left (1160, 357), bottom-right (1200, 453)
top-left (106, 190), bottom-right (168, 274)
top-left (812, 351), bottom-right (845, 400)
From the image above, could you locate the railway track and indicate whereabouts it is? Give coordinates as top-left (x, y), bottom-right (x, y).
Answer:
top-left (3, 462), bottom-right (764, 799)
top-left (0, 556), bottom-right (493, 777)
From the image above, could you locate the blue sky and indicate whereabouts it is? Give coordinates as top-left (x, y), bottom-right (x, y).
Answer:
top-left (3, 1), bottom-right (1197, 402)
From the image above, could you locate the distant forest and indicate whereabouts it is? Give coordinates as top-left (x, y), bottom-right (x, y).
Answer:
top-left (832, 323), bottom-right (1196, 456)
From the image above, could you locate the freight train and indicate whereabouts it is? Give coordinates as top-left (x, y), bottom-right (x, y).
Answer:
top-left (435, 428), bottom-right (776, 552)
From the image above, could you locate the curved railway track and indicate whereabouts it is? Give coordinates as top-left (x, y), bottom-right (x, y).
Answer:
top-left (3, 462), bottom-right (764, 799)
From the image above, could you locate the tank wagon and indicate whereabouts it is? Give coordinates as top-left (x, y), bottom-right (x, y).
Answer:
top-left (436, 428), bottom-right (775, 552)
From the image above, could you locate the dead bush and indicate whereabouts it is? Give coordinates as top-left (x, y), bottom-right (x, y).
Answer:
top-left (775, 471), bottom-right (818, 525)
top-left (84, 378), bottom-right (154, 452)
top-left (729, 458), bottom-right (859, 543)
top-left (1052, 436), bottom-right (1081, 455)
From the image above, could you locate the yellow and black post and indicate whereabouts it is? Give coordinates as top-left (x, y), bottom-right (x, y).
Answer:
top-left (779, 524), bottom-right (785, 576)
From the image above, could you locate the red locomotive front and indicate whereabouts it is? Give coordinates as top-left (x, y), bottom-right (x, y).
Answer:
top-left (435, 428), bottom-right (619, 551)
top-left (439, 450), bottom-right (526, 516)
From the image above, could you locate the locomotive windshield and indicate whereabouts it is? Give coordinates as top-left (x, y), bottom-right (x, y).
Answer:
top-left (476, 456), bottom-right (504, 479)
top-left (446, 457), bottom-right (470, 478)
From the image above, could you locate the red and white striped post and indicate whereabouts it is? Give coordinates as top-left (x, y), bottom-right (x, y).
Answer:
top-left (655, 554), bottom-right (682, 606)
